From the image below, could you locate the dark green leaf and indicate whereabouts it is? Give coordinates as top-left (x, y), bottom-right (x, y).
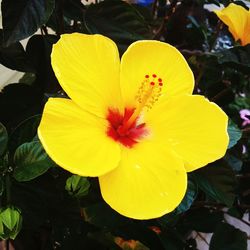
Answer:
top-left (224, 153), bottom-right (243, 172)
top-left (158, 211), bottom-right (180, 228)
top-left (215, 45), bottom-right (250, 72)
top-left (0, 122), bottom-right (8, 157)
top-left (9, 115), bottom-right (41, 153)
top-left (83, 202), bottom-right (129, 230)
top-left (63, 0), bottom-right (85, 21)
top-left (25, 35), bottom-right (59, 93)
top-left (192, 160), bottom-right (237, 207)
top-left (176, 180), bottom-right (197, 214)
top-left (1, 0), bottom-right (55, 46)
top-left (84, 203), bottom-right (165, 249)
top-left (0, 30), bottom-right (34, 72)
top-left (65, 175), bottom-right (90, 198)
top-left (182, 208), bottom-right (224, 233)
top-left (210, 222), bottom-right (247, 250)
top-left (85, 0), bottom-right (152, 50)
top-left (228, 120), bottom-right (242, 149)
top-left (0, 84), bottom-right (42, 129)
top-left (13, 141), bottom-right (56, 181)
top-left (158, 230), bottom-right (185, 250)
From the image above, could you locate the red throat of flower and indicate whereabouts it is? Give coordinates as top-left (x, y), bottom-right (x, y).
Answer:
top-left (106, 74), bottom-right (163, 148)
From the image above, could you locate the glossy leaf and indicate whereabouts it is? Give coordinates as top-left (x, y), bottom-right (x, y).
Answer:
top-left (176, 180), bottom-right (197, 214)
top-left (84, 202), bottom-right (164, 249)
top-left (13, 141), bottom-right (56, 182)
top-left (192, 161), bottom-right (237, 207)
top-left (224, 153), bottom-right (243, 172)
top-left (1, 0), bottom-right (55, 46)
top-left (9, 115), bottom-right (41, 153)
top-left (216, 45), bottom-right (250, 72)
top-left (63, 0), bottom-right (85, 21)
top-left (83, 202), bottom-right (129, 230)
top-left (85, 0), bottom-right (152, 50)
top-left (183, 208), bottom-right (224, 233)
top-left (210, 222), bottom-right (247, 250)
top-left (0, 30), bottom-right (34, 72)
top-left (0, 84), bottom-right (42, 129)
top-left (227, 120), bottom-right (242, 149)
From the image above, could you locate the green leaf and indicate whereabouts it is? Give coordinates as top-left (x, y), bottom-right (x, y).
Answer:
top-left (210, 222), bottom-right (247, 250)
top-left (215, 45), bottom-right (250, 72)
top-left (176, 180), bottom-right (197, 214)
top-left (0, 207), bottom-right (20, 231)
top-left (9, 115), bottom-right (41, 153)
top-left (0, 122), bottom-right (8, 157)
top-left (192, 160), bottom-right (237, 207)
top-left (158, 229), bottom-right (185, 250)
top-left (158, 211), bottom-right (180, 228)
top-left (13, 141), bottom-right (56, 181)
top-left (228, 120), bottom-right (242, 149)
top-left (182, 208), bottom-right (224, 233)
top-left (65, 175), bottom-right (90, 198)
top-left (25, 35), bottom-right (59, 92)
top-left (84, 0), bottom-right (152, 50)
top-left (0, 84), bottom-right (42, 129)
top-left (0, 30), bottom-right (34, 72)
top-left (63, 0), bottom-right (85, 21)
top-left (83, 202), bottom-right (129, 230)
top-left (1, 0), bottom-right (55, 46)
top-left (84, 203), bottom-right (163, 249)
top-left (224, 153), bottom-right (243, 172)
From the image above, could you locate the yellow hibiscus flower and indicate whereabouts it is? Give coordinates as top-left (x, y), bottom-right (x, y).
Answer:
top-left (214, 3), bottom-right (250, 46)
top-left (38, 33), bottom-right (229, 219)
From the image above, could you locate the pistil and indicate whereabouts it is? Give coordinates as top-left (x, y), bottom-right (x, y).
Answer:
top-left (118, 74), bottom-right (163, 134)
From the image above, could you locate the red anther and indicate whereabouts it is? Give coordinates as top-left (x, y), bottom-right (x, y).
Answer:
top-left (158, 78), bottom-right (162, 82)
top-left (150, 82), bottom-right (155, 86)
top-left (145, 75), bottom-right (149, 78)
top-left (152, 74), bottom-right (157, 78)
top-left (159, 82), bottom-right (163, 86)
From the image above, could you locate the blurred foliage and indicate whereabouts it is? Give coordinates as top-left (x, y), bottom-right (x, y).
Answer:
top-left (0, 0), bottom-right (249, 249)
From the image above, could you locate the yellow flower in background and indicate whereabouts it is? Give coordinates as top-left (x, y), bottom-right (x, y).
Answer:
top-left (38, 33), bottom-right (229, 219)
top-left (214, 3), bottom-right (250, 46)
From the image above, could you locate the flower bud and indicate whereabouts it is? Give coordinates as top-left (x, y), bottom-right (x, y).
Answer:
top-left (65, 175), bottom-right (90, 198)
top-left (0, 206), bottom-right (22, 240)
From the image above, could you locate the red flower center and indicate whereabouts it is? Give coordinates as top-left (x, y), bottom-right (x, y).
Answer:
top-left (106, 74), bottom-right (164, 148)
top-left (106, 108), bottom-right (148, 148)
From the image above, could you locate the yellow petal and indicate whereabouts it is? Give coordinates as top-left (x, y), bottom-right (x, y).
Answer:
top-left (214, 4), bottom-right (249, 45)
top-left (145, 95), bottom-right (229, 172)
top-left (38, 98), bottom-right (121, 177)
top-left (51, 33), bottom-right (122, 118)
top-left (242, 13), bottom-right (250, 46)
top-left (120, 40), bottom-right (194, 107)
top-left (99, 141), bottom-right (187, 219)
